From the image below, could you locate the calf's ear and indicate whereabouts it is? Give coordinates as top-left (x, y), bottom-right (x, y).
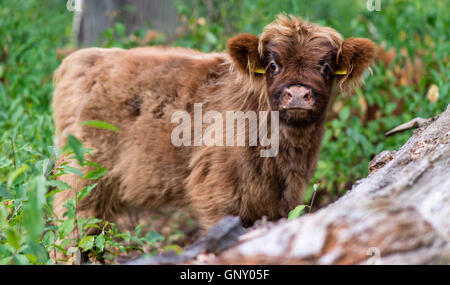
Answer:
top-left (227, 33), bottom-right (264, 75)
top-left (336, 37), bottom-right (376, 92)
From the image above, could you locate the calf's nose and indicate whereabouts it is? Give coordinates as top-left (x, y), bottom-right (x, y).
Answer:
top-left (280, 86), bottom-right (314, 110)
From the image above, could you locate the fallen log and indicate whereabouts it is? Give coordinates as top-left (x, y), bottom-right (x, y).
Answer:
top-left (215, 103), bottom-right (450, 265)
top-left (130, 103), bottom-right (450, 265)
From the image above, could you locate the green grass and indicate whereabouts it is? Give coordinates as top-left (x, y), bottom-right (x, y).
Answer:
top-left (0, 0), bottom-right (449, 264)
top-left (0, 0), bottom-right (71, 264)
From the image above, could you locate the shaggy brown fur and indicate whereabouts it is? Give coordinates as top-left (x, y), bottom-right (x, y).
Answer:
top-left (52, 15), bottom-right (375, 231)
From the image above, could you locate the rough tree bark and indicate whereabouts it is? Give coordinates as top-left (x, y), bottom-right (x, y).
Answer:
top-left (214, 103), bottom-right (450, 265)
top-left (74, 0), bottom-right (178, 47)
top-left (129, 103), bottom-right (450, 265)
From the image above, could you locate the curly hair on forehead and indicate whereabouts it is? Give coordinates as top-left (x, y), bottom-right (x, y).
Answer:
top-left (258, 14), bottom-right (343, 53)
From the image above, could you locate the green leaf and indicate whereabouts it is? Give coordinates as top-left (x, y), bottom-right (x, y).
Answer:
top-left (95, 234), bottom-right (106, 252)
top-left (80, 120), bottom-right (120, 133)
top-left (46, 188), bottom-right (64, 198)
top-left (7, 165), bottom-right (29, 187)
top-left (0, 203), bottom-right (9, 222)
top-left (339, 106), bottom-right (351, 121)
top-left (24, 237), bottom-right (49, 264)
top-left (205, 31), bottom-right (218, 45)
top-left (78, 183), bottom-right (97, 201)
top-left (83, 168), bottom-right (107, 180)
top-left (83, 160), bottom-right (104, 168)
top-left (83, 222), bottom-right (101, 231)
top-left (14, 254), bottom-right (30, 265)
top-left (61, 165), bottom-right (84, 177)
top-left (58, 238), bottom-right (74, 251)
top-left (67, 247), bottom-right (79, 255)
top-left (0, 156), bottom-right (12, 168)
top-left (24, 254), bottom-right (37, 264)
top-left (78, 235), bottom-right (95, 252)
top-left (5, 228), bottom-right (22, 250)
top-left (22, 175), bottom-right (46, 241)
top-left (146, 231), bottom-right (164, 243)
top-left (114, 23), bottom-right (126, 37)
top-left (66, 135), bottom-right (86, 165)
top-left (42, 231), bottom-right (56, 248)
top-left (58, 219), bottom-right (75, 237)
top-left (288, 205), bottom-right (308, 220)
top-left (0, 256), bottom-right (13, 265)
top-left (63, 198), bottom-right (76, 219)
top-left (46, 180), bottom-right (72, 190)
top-left (135, 224), bottom-right (142, 237)
top-left (114, 231), bottom-right (131, 242)
top-left (162, 244), bottom-right (183, 255)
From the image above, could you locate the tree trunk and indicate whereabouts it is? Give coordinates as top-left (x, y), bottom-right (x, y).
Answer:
top-left (75, 0), bottom-right (178, 47)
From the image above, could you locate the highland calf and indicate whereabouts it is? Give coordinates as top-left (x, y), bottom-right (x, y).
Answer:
top-left (52, 15), bottom-right (376, 230)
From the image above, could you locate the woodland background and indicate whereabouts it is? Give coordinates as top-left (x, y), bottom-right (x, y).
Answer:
top-left (0, 0), bottom-right (448, 264)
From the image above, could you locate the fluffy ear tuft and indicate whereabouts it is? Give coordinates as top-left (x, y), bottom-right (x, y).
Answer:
top-left (336, 37), bottom-right (376, 92)
top-left (227, 33), bottom-right (263, 75)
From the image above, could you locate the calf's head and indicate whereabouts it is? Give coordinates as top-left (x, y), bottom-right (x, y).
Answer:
top-left (228, 15), bottom-right (376, 126)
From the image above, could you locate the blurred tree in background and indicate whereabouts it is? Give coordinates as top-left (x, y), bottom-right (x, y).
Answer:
top-left (76, 0), bottom-right (179, 46)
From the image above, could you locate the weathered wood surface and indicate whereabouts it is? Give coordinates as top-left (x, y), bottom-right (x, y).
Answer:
top-left (214, 104), bottom-right (450, 265)
top-left (129, 104), bottom-right (450, 265)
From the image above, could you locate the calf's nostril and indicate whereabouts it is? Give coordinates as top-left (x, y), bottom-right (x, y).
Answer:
top-left (282, 90), bottom-right (293, 105)
top-left (304, 92), bottom-right (312, 100)
top-left (285, 91), bottom-right (293, 100)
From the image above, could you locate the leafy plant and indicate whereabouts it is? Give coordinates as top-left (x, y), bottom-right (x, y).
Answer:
top-left (288, 205), bottom-right (308, 220)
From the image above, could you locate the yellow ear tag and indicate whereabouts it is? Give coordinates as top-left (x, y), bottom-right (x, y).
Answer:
top-left (334, 68), bottom-right (347, 75)
top-left (254, 67), bottom-right (265, 74)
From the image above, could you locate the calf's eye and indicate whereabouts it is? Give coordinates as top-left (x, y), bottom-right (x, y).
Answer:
top-left (269, 60), bottom-right (280, 75)
top-left (320, 62), bottom-right (332, 78)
